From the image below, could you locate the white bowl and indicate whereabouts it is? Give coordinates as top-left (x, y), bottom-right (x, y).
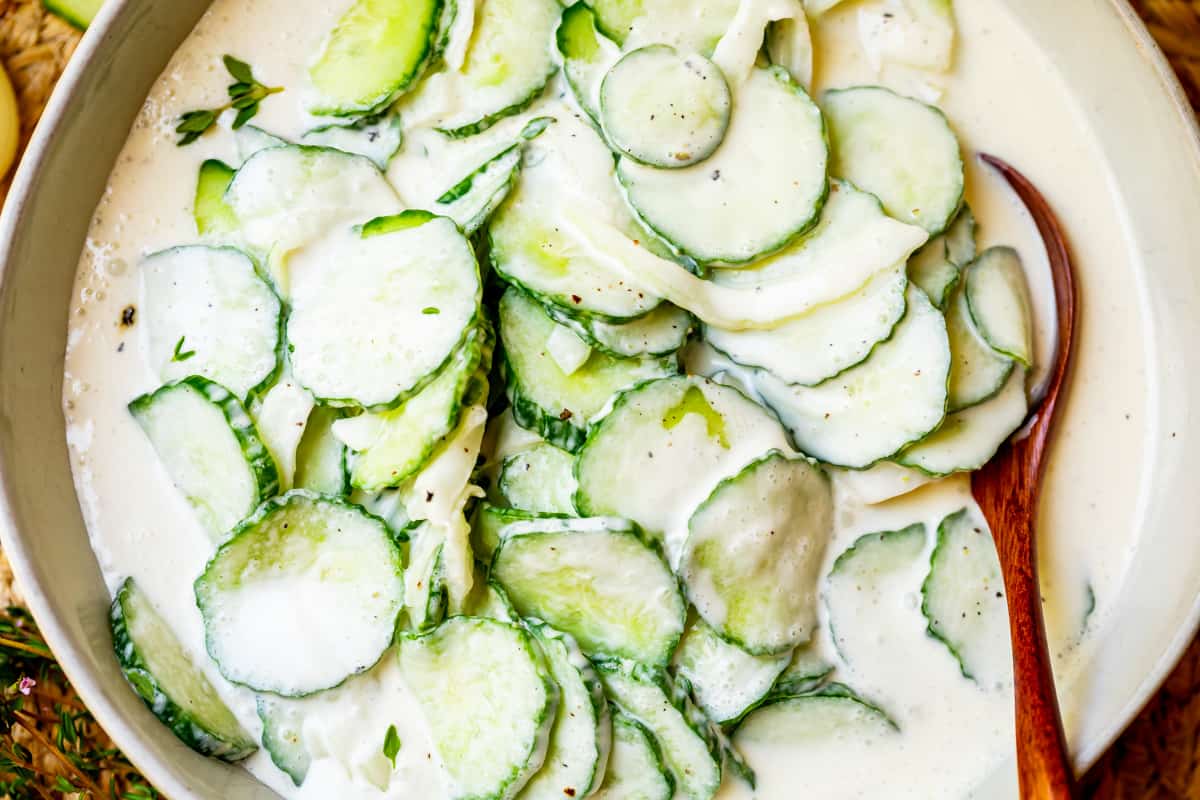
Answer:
top-left (0, 1), bottom-right (1198, 797)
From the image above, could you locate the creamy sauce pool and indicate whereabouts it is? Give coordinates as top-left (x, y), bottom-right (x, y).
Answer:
top-left (62, 0), bottom-right (1147, 798)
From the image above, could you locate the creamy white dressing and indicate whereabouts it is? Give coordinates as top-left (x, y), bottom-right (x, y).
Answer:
top-left (61, 0), bottom-right (1146, 798)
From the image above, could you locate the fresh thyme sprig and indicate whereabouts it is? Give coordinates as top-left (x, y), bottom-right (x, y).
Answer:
top-left (176, 55), bottom-right (283, 146)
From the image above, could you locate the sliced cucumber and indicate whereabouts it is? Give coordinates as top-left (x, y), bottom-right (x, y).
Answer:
top-left (293, 405), bottom-right (349, 495)
top-left (765, 12), bottom-right (813, 90)
top-left (138, 246), bottom-right (281, 400)
top-left (287, 212), bottom-right (480, 409)
top-left (129, 377), bottom-right (278, 539)
top-left (470, 503), bottom-right (566, 562)
top-left (499, 442), bottom-right (577, 515)
top-left (575, 376), bottom-right (790, 565)
top-left (824, 86), bottom-right (964, 235)
top-left (193, 160), bottom-right (238, 237)
top-left (233, 125), bottom-right (287, 165)
top-left (908, 203), bottom-right (975, 310)
top-left (672, 618), bottom-right (791, 725)
top-left (398, 617), bottom-right (558, 799)
top-left (754, 284), bottom-right (950, 468)
top-left (432, 0), bottom-right (561, 137)
top-left (545, 301), bottom-right (692, 359)
top-left (618, 66), bottom-right (827, 265)
top-left (601, 46), bottom-right (731, 169)
top-left (858, 0), bottom-right (956, 73)
top-left (590, 0), bottom-right (740, 54)
top-left (830, 460), bottom-right (936, 505)
top-left (462, 573), bottom-right (519, 622)
top-left (308, 0), bottom-right (444, 117)
top-left (681, 451), bottom-right (833, 654)
top-left (546, 325), bottom-right (593, 376)
top-left (897, 366), bottom-right (1027, 475)
top-left (300, 114), bottom-right (405, 169)
top-left (772, 643), bottom-right (833, 697)
top-left (597, 662), bottom-right (721, 800)
top-left (921, 508), bottom-right (1012, 689)
top-left (43, 0), bottom-right (104, 29)
top-left (557, 3), bottom-right (622, 125)
top-left (332, 323), bottom-right (488, 491)
top-left (733, 684), bottom-right (896, 746)
top-left (256, 694), bottom-right (310, 785)
top-left (592, 711), bottom-right (674, 800)
top-left (110, 579), bottom-right (256, 762)
top-left (250, 372), bottom-right (315, 491)
top-left (521, 623), bottom-right (612, 799)
top-left (405, 523), bottom-right (448, 632)
top-left (946, 284), bottom-right (1014, 413)
top-left (704, 261), bottom-right (908, 387)
top-left (965, 246), bottom-right (1035, 366)
top-left (500, 288), bottom-right (676, 452)
top-left (491, 516), bottom-right (686, 666)
top-left (945, 204), bottom-right (978, 266)
top-left (194, 492), bottom-right (405, 696)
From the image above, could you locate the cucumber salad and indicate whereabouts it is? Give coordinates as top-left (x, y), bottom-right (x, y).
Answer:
top-left (63, 0), bottom-right (1131, 797)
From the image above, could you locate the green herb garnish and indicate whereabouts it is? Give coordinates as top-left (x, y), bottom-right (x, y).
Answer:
top-left (170, 336), bottom-right (196, 363)
top-left (422, 307), bottom-right (441, 315)
top-left (176, 55), bottom-right (283, 146)
top-left (382, 724), bottom-right (401, 768)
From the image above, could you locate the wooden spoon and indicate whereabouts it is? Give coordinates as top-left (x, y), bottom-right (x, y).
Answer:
top-left (970, 154), bottom-right (1078, 800)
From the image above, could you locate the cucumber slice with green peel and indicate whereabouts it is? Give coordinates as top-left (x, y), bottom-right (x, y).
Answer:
top-left (921, 508), bottom-right (1012, 689)
top-left (499, 442), bottom-right (577, 514)
top-left (256, 694), bottom-right (310, 785)
top-left (754, 284), bottom-right (951, 469)
top-left (618, 67), bottom-right (827, 266)
top-left (308, 0), bottom-right (444, 117)
top-left (590, 0), bottom-right (741, 54)
top-left (491, 516), bottom-right (686, 666)
top-left (138, 246), bottom-right (282, 400)
top-left (130, 377), bottom-right (278, 540)
top-left (596, 662), bottom-right (721, 800)
top-left (462, 574), bottom-right (519, 622)
top-left (557, 4), bottom-right (622, 125)
top-left (672, 618), bottom-right (791, 725)
top-left (545, 301), bottom-right (692, 359)
top-left (250, 372), bottom-right (314, 491)
top-left (830, 460), bottom-right (936, 505)
top-left (907, 236), bottom-right (960, 310)
top-left (772, 643), bottom-right (833, 697)
top-left (600, 46), bottom-right (731, 169)
top-left (897, 366), bottom-right (1028, 475)
top-left (945, 204), bottom-right (978, 266)
top-left (520, 623), bottom-right (613, 800)
top-left (286, 213), bottom-right (480, 410)
top-left (405, 524), bottom-right (448, 632)
top-left (946, 284), bottom-right (1014, 413)
top-left (965, 246), bottom-right (1035, 366)
top-left (193, 160), bottom-right (238, 237)
top-left (332, 324), bottom-right (489, 491)
top-left (194, 492), bottom-right (406, 696)
top-left (293, 405), bottom-right (349, 495)
top-left (858, 0), bottom-right (956, 73)
top-left (500, 288), bottom-right (677, 453)
top-left (488, 109), bottom-right (662, 321)
top-left (681, 451), bottom-right (833, 654)
top-left (398, 617), bottom-right (559, 800)
top-left (704, 262), bottom-right (908, 387)
top-left (470, 503), bottom-right (568, 562)
top-left (43, 0), bottom-right (104, 29)
top-left (546, 325), bottom-right (593, 376)
top-left (824, 85), bottom-right (964, 235)
top-left (575, 376), bottom-right (790, 565)
top-left (110, 579), bottom-right (256, 762)
top-left (233, 125), bottom-right (287, 165)
top-left (733, 684), bottom-right (897, 746)
top-left (765, 13), bottom-right (814, 90)
top-left (592, 711), bottom-right (674, 800)
top-left (300, 114), bottom-right (405, 169)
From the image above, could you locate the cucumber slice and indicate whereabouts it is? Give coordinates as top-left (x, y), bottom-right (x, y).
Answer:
top-left (233, 125), bottom-right (287, 165)
top-left (945, 204), bottom-right (978, 266)
top-left (249, 372), bottom-right (315, 491)
top-left (545, 301), bottom-right (692, 359)
top-left (193, 160), bottom-right (238, 237)
top-left (491, 516), bottom-right (686, 666)
top-left (590, 0), bottom-right (740, 54)
top-left (293, 405), bottom-right (349, 495)
top-left (521, 623), bottom-right (613, 799)
top-left (431, 0), bottom-right (561, 137)
top-left (500, 288), bottom-right (676, 453)
top-left (138, 246), bottom-right (282, 400)
top-left (765, 13), bottom-right (813, 90)
top-left (592, 711), bottom-right (674, 800)
top-left (824, 85), bottom-right (964, 235)
top-left (672, 618), bottom-right (790, 725)
top-left (922, 509), bottom-right (1012, 688)
top-left (601, 46), bottom-right (731, 169)
top-left (597, 662), bottom-right (721, 800)
top-left (129, 377), bottom-right (278, 539)
top-left (858, 0), bottom-right (956, 73)
top-left (470, 503), bottom-right (567, 562)
top-left (300, 114), bottom-right (405, 169)
top-left (398, 617), bottom-right (558, 799)
top-left (43, 0), bottom-right (103, 29)
top-left (897, 366), bottom-right (1027, 475)
top-left (946, 284), bottom-right (1014, 413)
top-left (907, 204), bottom-right (974, 310)
top-left (754, 284), bottom-right (951, 469)
top-left (499, 442), bottom-right (577, 514)
top-left (772, 642), bottom-right (833, 696)
top-left (618, 67), bottom-right (827, 265)
top-left (256, 694), bottom-right (310, 785)
top-left (965, 246), bottom-right (1035, 366)
top-left (194, 492), bottom-right (405, 696)
top-left (681, 451), bottom-right (832, 654)
top-left (332, 323), bottom-right (488, 491)
top-left (546, 325), bottom-right (593, 376)
top-left (488, 109), bottom-right (661, 321)
top-left (557, 4), bottom-right (622, 125)
top-left (830, 460), bottom-right (936, 505)
top-left (287, 212), bottom-right (480, 409)
top-left (110, 579), bottom-right (256, 762)
top-left (308, 0), bottom-right (444, 117)
top-left (575, 376), bottom-right (790, 565)
top-left (462, 573), bottom-right (519, 622)
top-left (405, 523), bottom-right (449, 632)
top-left (733, 684), bottom-right (896, 746)
top-left (704, 262), bottom-right (908, 387)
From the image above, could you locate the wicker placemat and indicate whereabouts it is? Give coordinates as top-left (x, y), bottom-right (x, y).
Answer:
top-left (0, 0), bottom-right (1197, 796)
